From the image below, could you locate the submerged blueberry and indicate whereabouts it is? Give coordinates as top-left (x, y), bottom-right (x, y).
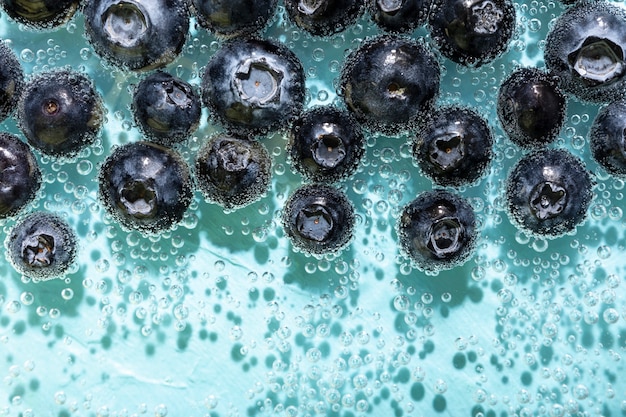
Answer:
top-left (283, 184), bottom-right (355, 254)
top-left (398, 189), bottom-right (477, 271)
top-left (0, 133), bottom-right (41, 219)
top-left (191, 0), bottom-right (277, 37)
top-left (6, 212), bottom-right (77, 280)
top-left (545, 1), bottom-right (626, 102)
top-left (590, 100), bottom-right (626, 178)
top-left (201, 38), bottom-right (305, 134)
top-left (2, 0), bottom-right (79, 29)
top-left (429, 0), bottom-right (515, 66)
top-left (17, 69), bottom-right (104, 157)
top-left (99, 142), bottom-right (193, 233)
top-left (497, 68), bottom-right (566, 149)
top-left (132, 71), bottom-right (201, 145)
top-left (340, 35), bottom-right (440, 134)
top-left (84, 0), bottom-right (189, 71)
top-left (284, 0), bottom-right (364, 36)
top-left (0, 42), bottom-right (24, 122)
top-left (506, 149), bottom-right (593, 237)
top-left (195, 134), bottom-right (272, 210)
top-left (289, 106), bottom-right (364, 183)
top-left (368, 0), bottom-right (431, 34)
top-left (413, 105), bottom-right (493, 187)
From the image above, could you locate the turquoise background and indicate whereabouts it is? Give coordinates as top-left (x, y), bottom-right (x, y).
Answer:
top-left (1, 1), bottom-right (626, 416)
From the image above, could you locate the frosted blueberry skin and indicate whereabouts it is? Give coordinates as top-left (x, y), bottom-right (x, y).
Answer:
top-left (99, 142), bottom-right (193, 234)
top-left (84, 0), bottom-right (189, 71)
top-left (413, 105), bottom-right (493, 188)
top-left (283, 184), bottom-right (355, 255)
top-left (368, 0), bottom-right (431, 34)
top-left (201, 38), bottom-right (306, 134)
top-left (340, 35), bottom-right (440, 134)
top-left (195, 134), bottom-right (271, 210)
top-left (497, 68), bottom-right (566, 149)
top-left (0, 133), bottom-right (41, 219)
top-left (590, 100), bottom-right (626, 178)
top-left (398, 189), bottom-right (477, 271)
top-left (190, 0), bottom-right (277, 37)
top-left (132, 71), bottom-right (201, 146)
top-left (17, 69), bottom-right (104, 157)
top-left (284, 0), bottom-right (364, 37)
top-left (544, 1), bottom-right (626, 103)
top-left (506, 149), bottom-right (593, 238)
top-left (2, 0), bottom-right (80, 29)
top-left (428, 0), bottom-right (515, 66)
top-left (0, 42), bottom-right (24, 122)
top-left (289, 107), bottom-right (364, 183)
top-left (6, 212), bottom-right (77, 280)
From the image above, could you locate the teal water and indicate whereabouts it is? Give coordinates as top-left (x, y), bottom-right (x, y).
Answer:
top-left (1, 2), bottom-right (626, 417)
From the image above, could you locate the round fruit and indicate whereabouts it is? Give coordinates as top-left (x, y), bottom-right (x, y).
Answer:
top-left (2, 0), bottom-right (79, 29)
top-left (191, 0), bottom-right (277, 37)
top-left (368, 0), bottom-right (431, 34)
top-left (195, 134), bottom-right (272, 210)
top-left (99, 141), bottom-right (193, 234)
top-left (590, 100), bottom-right (626, 178)
top-left (284, 0), bottom-right (364, 37)
top-left (506, 148), bottom-right (593, 237)
top-left (0, 41), bottom-right (24, 122)
top-left (0, 133), bottom-right (41, 219)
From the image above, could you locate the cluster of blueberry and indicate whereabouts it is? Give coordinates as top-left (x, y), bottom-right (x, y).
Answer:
top-left (1, 0), bottom-right (625, 278)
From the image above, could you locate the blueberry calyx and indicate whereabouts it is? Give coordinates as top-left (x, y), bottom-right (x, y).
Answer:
top-left (215, 141), bottom-right (252, 182)
top-left (296, 204), bottom-right (334, 242)
top-left (378, 0), bottom-right (403, 13)
top-left (469, 0), bottom-right (503, 35)
top-left (429, 132), bottom-right (465, 172)
top-left (103, 1), bottom-right (149, 49)
top-left (568, 37), bottom-right (625, 87)
top-left (529, 181), bottom-right (567, 220)
top-left (298, 0), bottom-right (325, 15)
top-left (118, 179), bottom-right (158, 218)
top-left (234, 58), bottom-right (284, 105)
top-left (23, 234), bottom-right (55, 268)
top-left (310, 134), bottom-right (346, 169)
top-left (427, 216), bottom-right (464, 257)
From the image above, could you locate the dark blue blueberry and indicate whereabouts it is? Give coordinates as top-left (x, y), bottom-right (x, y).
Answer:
top-left (398, 189), bottom-right (477, 271)
top-left (195, 134), bottom-right (272, 210)
top-left (544, 1), bottom-right (626, 102)
top-left (497, 68), bottom-right (566, 149)
top-left (0, 133), bottom-right (41, 219)
top-left (0, 41), bottom-right (24, 122)
top-left (284, 0), bottom-right (364, 37)
top-left (429, 0), bottom-right (515, 66)
top-left (99, 142), bottom-right (193, 233)
top-left (283, 184), bottom-right (355, 254)
top-left (506, 149), bottom-right (593, 237)
top-left (190, 0), bottom-right (277, 37)
top-left (289, 106), bottom-right (364, 183)
top-left (6, 212), bottom-right (77, 280)
top-left (368, 0), bottom-right (431, 34)
top-left (590, 100), bottom-right (626, 178)
top-left (17, 69), bottom-right (104, 157)
top-left (132, 71), bottom-right (201, 146)
top-left (84, 0), bottom-right (189, 71)
top-left (201, 38), bottom-right (305, 134)
top-left (340, 35), bottom-right (440, 134)
top-left (1, 0), bottom-right (80, 29)
top-left (413, 105), bottom-right (493, 187)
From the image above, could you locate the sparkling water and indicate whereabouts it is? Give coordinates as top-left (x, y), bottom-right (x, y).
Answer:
top-left (1, 2), bottom-right (626, 417)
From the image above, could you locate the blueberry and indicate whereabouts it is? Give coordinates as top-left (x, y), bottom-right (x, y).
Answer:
top-left (284, 0), bottom-right (364, 37)
top-left (0, 42), bottom-right (24, 122)
top-left (132, 71), bottom-right (201, 146)
top-left (289, 106), bottom-right (364, 183)
top-left (17, 69), bottom-right (104, 157)
top-left (544, 1), bottom-right (626, 102)
top-left (99, 142), bottom-right (193, 233)
top-left (413, 105), bottom-right (493, 187)
top-left (589, 100), bottom-right (626, 178)
top-left (368, 0), bottom-right (431, 34)
top-left (0, 133), bottom-right (41, 219)
top-left (398, 189), bottom-right (477, 271)
top-left (84, 0), bottom-right (189, 71)
top-left (282, 184), bottom-right (355, 254)
top-left (191, 0), bottom-right (277, 37)
top-left (2, 0), bottom-right (80, 29)
top-left (201, 38), bottom-right (305, 134)
top-left (340, 35), bottom-right (440, 134)
top-left (506, 148), bottom-right (593, 237)
top-left (428, 0), bottom-right (515, 66)
top-left (497, 68), bottom-right (566, 149)
top-left (195, 134), bottom-right (272, 210)
top-left (6, 212), bottom-right (77, 280)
